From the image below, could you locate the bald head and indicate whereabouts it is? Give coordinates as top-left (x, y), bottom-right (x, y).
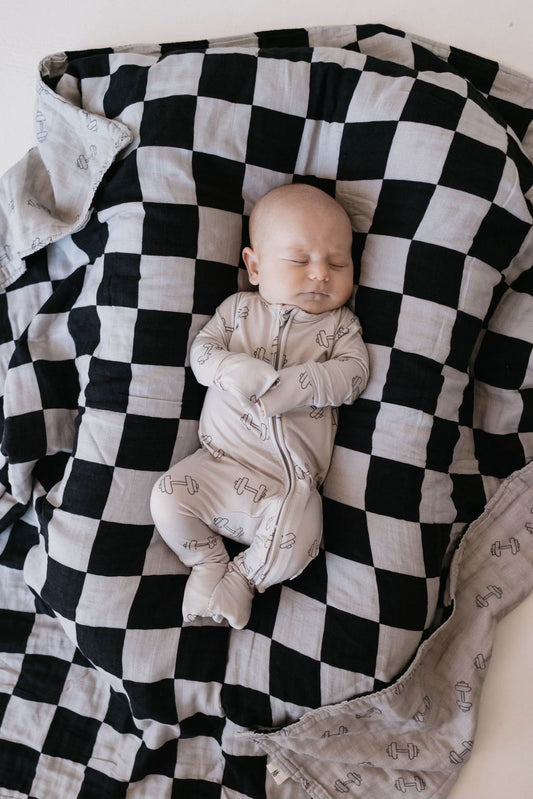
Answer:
top-left (248, 184), bottom-right (352, 253)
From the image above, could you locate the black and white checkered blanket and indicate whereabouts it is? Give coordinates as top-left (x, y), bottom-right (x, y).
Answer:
top-left (0, 23), bottom-right (532, 798)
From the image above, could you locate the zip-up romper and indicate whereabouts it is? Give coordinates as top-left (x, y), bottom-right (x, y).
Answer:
top-left (150, 291), bottom-right (369, 628)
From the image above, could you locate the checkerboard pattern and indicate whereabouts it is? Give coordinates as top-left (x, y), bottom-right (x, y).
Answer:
top-left (0, 23), bottom-right (531, 798)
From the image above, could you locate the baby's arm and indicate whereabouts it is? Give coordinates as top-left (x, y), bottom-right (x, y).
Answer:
top-left (258, 310), bottom-right (369, 417)
top-left (191, 294), bottom-right (279, 408)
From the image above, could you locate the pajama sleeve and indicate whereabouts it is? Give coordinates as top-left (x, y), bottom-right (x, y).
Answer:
top-left (258, 310), bottom-right (369, 418)
top-left (190, 294), bottom-right (279, 408)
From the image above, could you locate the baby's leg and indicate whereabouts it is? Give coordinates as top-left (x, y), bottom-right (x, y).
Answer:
top-left (150, 457), bottom-right (229, 623)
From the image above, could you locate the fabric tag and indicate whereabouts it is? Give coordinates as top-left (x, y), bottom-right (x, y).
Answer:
top-left (267, 760), bottom-right (290, 785)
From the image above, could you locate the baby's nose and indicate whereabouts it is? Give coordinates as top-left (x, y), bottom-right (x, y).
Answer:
top-left (309, 261), bottom-right (329, 280)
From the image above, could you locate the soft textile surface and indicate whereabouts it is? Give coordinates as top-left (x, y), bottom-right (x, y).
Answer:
top-left (0, 23), bottom-right (532, 799)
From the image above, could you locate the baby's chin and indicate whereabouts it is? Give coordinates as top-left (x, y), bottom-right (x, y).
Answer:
top-left (294, 292), bottom-right (340, 313)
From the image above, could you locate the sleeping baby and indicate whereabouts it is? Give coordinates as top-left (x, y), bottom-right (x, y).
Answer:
top-left (150, 183), bottom-right (369, 629)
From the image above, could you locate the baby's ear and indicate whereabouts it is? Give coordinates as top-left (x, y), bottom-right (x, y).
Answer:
top-left (242, 247), bottom-right (260, 285)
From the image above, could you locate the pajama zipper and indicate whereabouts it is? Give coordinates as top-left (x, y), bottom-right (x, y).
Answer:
top-left (254, 308), bottom-right (296, 587)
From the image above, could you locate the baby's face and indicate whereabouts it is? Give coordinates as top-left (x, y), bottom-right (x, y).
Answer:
top-left (243, 191), bottom-right (354, 314)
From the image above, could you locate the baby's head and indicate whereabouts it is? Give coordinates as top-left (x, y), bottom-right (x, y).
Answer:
top-left (242, 184), bottom-right (354, 314)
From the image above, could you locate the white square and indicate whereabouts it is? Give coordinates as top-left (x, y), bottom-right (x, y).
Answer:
top-left (337, 179), bottom-right (383, 235)
top-left (1, 694), bottom-right (56, 750)
top-left (194, 96), bottom-right (251, 162)
top-left (241, 165), bottom-right (290, 216)
top-left (3, 362), bottom-right (42, 415)
top-left (225, 628), bottom-right (271, 695)
top-left (272, 587), bottom-right (325, 661)
top-left (434, 365), bottom-right (469, 422)
top-left (90, 721), bottom-right (141, 779)
top-left (58, 662), bottom-right (109, 720)
top-left (6, 281), bottom-right (53, 339)
top-left (294, 119), bottom-right (344, 180)
top-left (138, 254), bottom-right (195, 313)
top-left (386, 122), bottom-right (454, 183)
top-left (359, 234), bottom-right (410, 293)
top-left (99, 203), bottom-right (144, 254)
top-left (47, 511), bottom-right (99, 572)
top-left (175, 678), bottom-right (223, 721)
top-left (103, 468), bottom-right (160, 526)
top-left (128, 363), bottom-right (185, 418)
top-left (114, 101), bottom-right (144, 158)
top-left (320, 661), bottom-right (374, 707)
top-left (420, 470), bottom-right (456, 525)
top-left (44, 408), bottom-right (76, 455)
top-left (73, 407), bottom-right (124, 466)
top-left (122, 628), bottom-right (180, 682)
top-left (473, 383), bottom-right (524, 434)
top-left (456, 97), bottom-right (507, 152)
top-left (371, 404), bottom-right (433, 468)
top-left (325, 553), bottom-right (380, 621)
top-left (29, 312), bottom-right (76, 362)
top-left (323, 446), bottom-right (370, 509)
top-left (414, 186), bottom-right (491, 253)
top-left (96, 306), bottom-right (137, 363)
top-left (367, 513), bottom-right (427, 577)
top-left (197, 207), bottom-right (243, 266)
top-left (375, 624), bottom-right (424, 684)
top-left (145, 51), bottom-right (204, 100)
top-left (346, 71), bottom-right (414, 122)
top-left (254, 57), bottom-right (310, 117)
top-left (174, 736), bottom-right (224, 782)
top-left (137, 146), bottom-right (196, 205)
top-left (459, 257), bottom-right (500, 319)
top-left (395, 295), bottom-right (456, 363)
top-left (31, 754), bottom-right (85, 799)
top-left (494, 157), bottom-right (531, 223)
top-left (490, 289), bottom-right (533, 343)
top-left (76, 573), bottom-right (141, 627)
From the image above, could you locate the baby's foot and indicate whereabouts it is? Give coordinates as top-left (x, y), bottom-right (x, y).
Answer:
top-left (208, 563), bottom-right (255, 630)
top-left (182, 561), bottom-right (229, 624)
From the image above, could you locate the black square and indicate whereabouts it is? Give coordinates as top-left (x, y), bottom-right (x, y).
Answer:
top-left (376, 569), bottom-right (429, 630)
top-left (448, 47), bottom-right (499, 94)
top-left (78, 768), bottom-right (129, 799)
top-left (447, 311), bottom-right (482, 372)
top-left (354, 286), bottom-right (401, 347)
top-left (116, 414), bottom-right (179, 471)
top-left (193, 152), bottom-right (245, 213)
top-left (198, 53), bottom-right (257, 104)
top-left (140, 95), bottom-right (196, 149)
top-left (421, 523), bottom-right (454, 578)
top-left (365, 456), bottom-right (424, 522)
top-left (307, 62), bottom-right (361, 122)
top-left (193, 261), bottom-right (240, 316)
top-left (88, 521), bottom-right (154, 576)
top-left (41, 558), bottom-right (85, 621)
top-left (383, 349), bottom-right (443, 416)
top-left (256, 28), bottom-right (310, 48)
top-left (104, 688), bottom-right (142, 736)
top-left (426, 417), bottom-right (460, 473)
top-left (223, 753), bottom-right (267, 799)
top-left (221, 683), bottom-right (272, 728)
top-left (14, 654), bottom-right (71, 705)
top-left (123, 678), bottom-right (178, 724)
top-left (0, 519), bottom-right (39, 569)
top-left (60, 458), bottom-right (114, 520)
top-left (85, 358), bottom-right (132, 412)
top-left (43, 706), bottom-right (100, 764)
top-left (246, 106), bottom-right (305, 174)
top-left (2, 410), bottom-right (47, 464)
top-left (0, 609), bottom-right (35, 654)
top-left (132, 309), bottom-right (190, 366)
top-left (474, 429), bottom-right (525, 479)
top-left (71, 212), bottom-right (110, 262)
top-left (131, 739), bottom-right (178, 780)
top-left (96, 252), bottom-right (141, 308)
top-left (450, 472), bottom-right (486, 524)
top-left (180, 713), bottom-right (224, 741)
top-left (33, 359), bottom-right (79, 410)
top-left (371, 180), bottom-right (436, 239)
top-left (269, 640), bottom-right (320, 707)
top-left (175, 625), bottom-right (229, 682)
top-left (335, 398), bottom-right (380, 455)
top-left (519, 388), bottom-right (533, 433)
top-left (128, 575), bottom-right (184, 628)
top-left (180, 365), bottom-right (207, 420)
top-left (0, 293), bottom-right (13, 344)
top-left (142, 202), bottom-right (199, 258)
top-left (76, 624), bottom-right (126, 678)
top-left (400, 81), bottom-right (466, 130)
top-left (287, 548), bottom-right (328, 604)
top-left (0, 740), bottom-right (40, 794)
top-left (404, 242), bottom-right (464, 308)
top-left (338, 122), bottom-right (397, 180)
top-left (66, 48), bottom-right (112, 78)
top-left (323, 499), bottom-right (373, 565)
top-left (68, 306), bottom-right (101, 357)
top-left (470, 203), bottom-right (530, 272)
top-left (246, 584), bottom-right (281, 638)
top-left (440, 134), bottom-right (506, 201)
top-left (474, 330), bottom-right (531, 390)
top-left (95, 151), bottom-right (143, 211)
top-left (492, 96), bottom-right (533, 145)
top-left (104, 64), bottom-right (149, 118)
top-left (321, 606), bottom-right (379, 676)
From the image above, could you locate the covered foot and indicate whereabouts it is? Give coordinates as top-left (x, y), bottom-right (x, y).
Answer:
top-left (182, 561), bottom-right (229, 624)
top-left (207, 562), bottom-right (255, 630)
